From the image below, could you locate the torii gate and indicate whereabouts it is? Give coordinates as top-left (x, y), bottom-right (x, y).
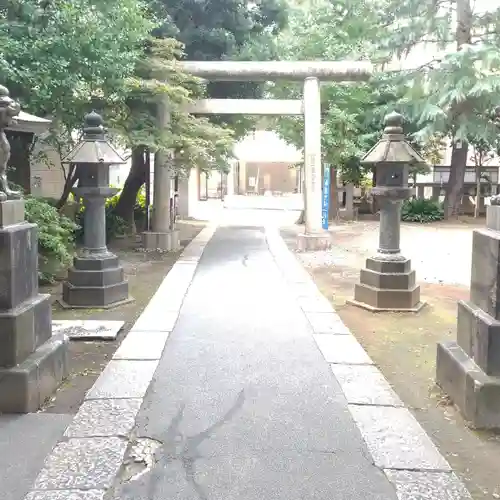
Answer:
top-left (150, 61), bottom-right (372, 251)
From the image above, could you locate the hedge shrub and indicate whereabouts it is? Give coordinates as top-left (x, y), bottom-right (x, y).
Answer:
top-left (401, 198), bottom-right (444, 223)
top-left (24, 197), bottom-right (79, 283)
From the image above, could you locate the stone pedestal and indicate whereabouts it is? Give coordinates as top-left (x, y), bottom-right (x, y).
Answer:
top-left (350, 257), bottom-right (423, 311)
top-left (436, 205), bottom-right (500, 428)
top-left (0, 200), bottom-right (68, 413)
top-left (297, 232), bottom-right (331, 252)
top-left (142, 230), bottom-right (180, 252)
top-left (62, 253), bottom-right (131, 308)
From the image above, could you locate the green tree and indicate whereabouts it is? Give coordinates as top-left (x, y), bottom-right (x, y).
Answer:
top-left (153, 0), bottom-right (288, 138)
top-left (111, 37), bottom-right (234, 227)
top-left (112, 0), bottom-right (289, 227)
top-left (0, 0), bottom-right (153, 185)
top-left (379, 0), bottom-right (500, 217)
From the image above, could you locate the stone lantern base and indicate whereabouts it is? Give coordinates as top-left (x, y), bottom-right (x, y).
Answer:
top-left (61, 253), bottom-right (132, 309)
top-left (348, 257), bottom-right (425, 312)
top-left (0, 200), bottom-right (69, 413)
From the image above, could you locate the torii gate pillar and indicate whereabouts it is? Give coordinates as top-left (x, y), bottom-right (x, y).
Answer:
top-left (297, 76), bottom-right (331, 251)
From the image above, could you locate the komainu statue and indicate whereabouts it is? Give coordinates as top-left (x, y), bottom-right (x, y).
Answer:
top-left (0, 85), bottom-right (21, 200)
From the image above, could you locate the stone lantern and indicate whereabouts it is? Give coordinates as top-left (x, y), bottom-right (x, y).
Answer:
top-left (349, 111), bottom-right (426, 312)
top-left (61, 111), bottom-right (131, 308)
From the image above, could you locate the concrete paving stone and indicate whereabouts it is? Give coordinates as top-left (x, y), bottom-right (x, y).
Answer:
top-left (288, 282), bottom-right (319, 298)
top-left (25, 490), bottom-right (105, 500)
top-left (313, 334), bottom-right (373, 364)
top-left (33, 438), bottom-right (127, 490)
top-left (157, 294), bottom-right (188, 312)
top-left (330, 364), bottom-right (403, 406)
top-left (131, 311), bottom-right (179, 332)
top-left (64, 399), bottom-right (143, 438)
top-left (154, 275), bottom-right (193, 296)
top-left (178, 249), bottom-right (203, 256)
top-left (51, 320), bottom-right (124, 340)
top-left (113, 330), bottom-right (170, 360)
top-left (306, 312), bottom-right (351, 334)
top-left (298, 295), bottom-right (333, 313)
top-left (278, 256), bottom-right (307, 271)
top-left (162, 262), bottom-right (197, 279)
top-left (384, 470), bottom-right (472, 500)
top-left (177, 256), bottom-right (200, 263)
top-left (284, 273), bottom-right (312, 285)
top-left (86, 360), bottom-right (159, 399)
top-left (151, 286), bottom-right (192, 309)
top-left (155, 274), bottom-right (195, 296)
top-left (349, 406), bottom-right (451, 471)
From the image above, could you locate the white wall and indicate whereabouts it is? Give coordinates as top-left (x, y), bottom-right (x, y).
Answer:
top-left (233, 130), bottom-right (302, 163)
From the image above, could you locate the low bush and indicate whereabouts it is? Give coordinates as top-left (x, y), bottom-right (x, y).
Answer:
top-left (24, 197), bottom-right (79, 283)
top-left (401, 198), bottom-right (444, 223)
top-left (75, 185), bottom-right (149, 241)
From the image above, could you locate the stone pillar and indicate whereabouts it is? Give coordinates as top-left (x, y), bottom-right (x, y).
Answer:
top-left (177, 168), bottom-right (199, 219)
top-left (177, 173), bottom-right (189, 219)
top-left (0, 201), bottom-right (69, 412)
top-left (143, 99), bottom-right (179, 251)
top-left (378, 198), bottom-right (402, 254)
top-left (62, 113), bottom-right (131, 309)
top-left (344, 183), bottom-right (355, 220)
top-left (152, 147), bottom-right (171, 232)
top-left (349, 111), bottom-right (425, 312)
top-left (297, 77), bottom-right (331, 251)
top-left (436, 203), bottom-right (500, 428)
top-left (417, 185), bottom-right (425, 199)
top-left (82, 193), bottom-right (107, 253)
top-left (0, 85), bottom-right (68, 412)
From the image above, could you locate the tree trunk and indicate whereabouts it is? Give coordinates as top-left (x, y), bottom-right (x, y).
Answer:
top-left (56, 164), bottom-right (80, 209)
top-left (443, 0), bottom-right (472, 219)
top-left (444, 141), bottom-right (468, 218)
top-left (113, 146), bottom-right (147, 231)
top-left (474, 164), bottom-right (481, 218)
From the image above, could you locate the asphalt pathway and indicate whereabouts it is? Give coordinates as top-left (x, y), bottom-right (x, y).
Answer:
top-left (114, 225), bottom-right (398, 500)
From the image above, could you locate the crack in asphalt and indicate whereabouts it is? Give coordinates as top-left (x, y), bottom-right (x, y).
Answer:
top-left (119, 390), bottom-right (246, 500)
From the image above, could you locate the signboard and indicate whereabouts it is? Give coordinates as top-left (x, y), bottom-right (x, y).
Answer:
top-left (322, 164), bottom-right (331, 230)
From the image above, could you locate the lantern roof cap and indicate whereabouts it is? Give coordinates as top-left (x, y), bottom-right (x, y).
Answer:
top-left (62, 111), bottom-right (125, 165)
top-left (361, 111), bottom-right (427, 167)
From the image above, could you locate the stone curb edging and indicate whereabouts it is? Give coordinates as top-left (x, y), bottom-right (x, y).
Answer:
top-left (264, 227), bottom-right (472, 500)
top-left (22, 225), bottom-right (218, 500)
